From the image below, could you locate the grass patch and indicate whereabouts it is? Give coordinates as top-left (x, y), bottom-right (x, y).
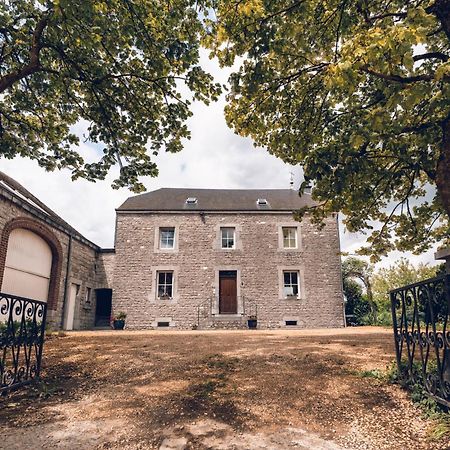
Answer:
top-left (358, 369), bottom-right (387, 380)
top-left (356, 361), bottom-right (450, 442)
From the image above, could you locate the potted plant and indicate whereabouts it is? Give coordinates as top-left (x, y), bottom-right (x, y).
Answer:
top-left (247, 315), bottom-right (257, 329)
top-left (112, 312), bottom-right (127, 330)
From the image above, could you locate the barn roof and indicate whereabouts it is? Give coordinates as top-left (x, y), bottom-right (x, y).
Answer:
top-left (0, 171), bottom-right (100, 249)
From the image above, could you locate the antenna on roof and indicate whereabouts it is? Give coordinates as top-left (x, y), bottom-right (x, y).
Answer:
top-left (289, 171), bottom-right (294, 190)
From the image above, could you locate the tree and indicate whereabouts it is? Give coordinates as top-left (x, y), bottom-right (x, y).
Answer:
top-left (0, 0), bottom-right (220, 192)
top-left (208, 0), bottom-right (450, 261)
top-left (342, 257), bottom-right (376, 321)
top-left (343, 277), bottom-right (371, 325)
top-left (372, 257), bottom-right (442, 310)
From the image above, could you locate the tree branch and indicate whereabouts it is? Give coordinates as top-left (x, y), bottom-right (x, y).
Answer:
top-left (0, 13), bottom-right (51, 93)
top-left (368, 12), bottom-right (407, 22)
top-left (362, 67), bottom-right (436, 83)
top-left (413, 51), bottom-right (449, 62)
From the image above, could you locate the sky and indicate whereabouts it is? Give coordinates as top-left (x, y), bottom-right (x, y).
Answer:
top-left (0, 51), bottom-right (441, 271)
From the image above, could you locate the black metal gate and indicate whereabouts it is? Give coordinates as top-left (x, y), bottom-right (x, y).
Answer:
top-left (0, 292), bottom-right (47, 393)
top-left (390, 274), bottom-right (450, 407)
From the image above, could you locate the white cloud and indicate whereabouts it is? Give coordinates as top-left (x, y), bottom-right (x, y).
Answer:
top-left (0, 52), bottom-right (442, 270)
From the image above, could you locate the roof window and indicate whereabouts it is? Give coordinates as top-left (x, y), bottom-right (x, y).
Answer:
top-left (256, 198), bottom-right (268, 206)
top-left (185, 197), bottom-right (198, 205)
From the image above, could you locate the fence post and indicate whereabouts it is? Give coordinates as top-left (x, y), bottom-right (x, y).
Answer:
top-left (390, 291), bottom-right (402, 379)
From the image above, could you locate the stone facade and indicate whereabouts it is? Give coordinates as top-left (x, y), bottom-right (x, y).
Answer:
top-left (0, 175), bottom-right (344, 331)
top-left (112, 211), bottom-right (344, 329)
top-left (0, 175), bottom-right (110, 330)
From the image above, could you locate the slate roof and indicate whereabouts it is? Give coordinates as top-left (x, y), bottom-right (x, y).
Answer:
top-left (117, 188), bottom-right (315, 212)
top-left (0, 171), bottom-right (100, 248)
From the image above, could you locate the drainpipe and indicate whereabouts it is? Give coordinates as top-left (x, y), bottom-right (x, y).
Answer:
top-left (61, 234), bottom-right (73, 329)
top-left (336, 213), bottom-right (347, 328)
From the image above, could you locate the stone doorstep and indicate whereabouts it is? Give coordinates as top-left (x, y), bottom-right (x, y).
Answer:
top-left (211, 314), bottom-right (246, 321)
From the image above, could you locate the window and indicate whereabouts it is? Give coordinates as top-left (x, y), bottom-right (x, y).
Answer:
top-left (282, 227), bottom-right (297, 249)
top-left (283, 271), bottom-right (299, 297)
top-left (257, 198), bottom-right (268, 205)
top-left (85, 287), bottom-right (92, 304)
top-left (159, 227), bottom-right (175, 249)
top-left (185, 197), bottom-right (197, 204)
top-left (221, 227), bottom-right (235, 249)
top-left (285, 320), bottom-right (298, 326)
top-left (157, 271), bottom-right (173, 298)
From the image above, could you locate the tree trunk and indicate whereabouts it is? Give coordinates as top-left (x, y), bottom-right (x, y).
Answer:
top-left (432, 0), bottom-right (450, 42)
top-left (436, 117), bottom-right (450, 219)
top-left (432, 0), bottom-right (450, 219)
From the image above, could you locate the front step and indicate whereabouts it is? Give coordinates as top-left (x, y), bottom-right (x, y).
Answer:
top-left (199, 314), bottom-right (249, 330)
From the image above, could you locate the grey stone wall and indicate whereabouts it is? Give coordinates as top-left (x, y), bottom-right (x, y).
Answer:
top-left (113, 212), bottom-right (344, 329)
top-left (96, 251), bottom-right (115, 289)
top-left (0, 191), bottom-right (109, 330)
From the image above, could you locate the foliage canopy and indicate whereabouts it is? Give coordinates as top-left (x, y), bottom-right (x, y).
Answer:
top-left (0, 0), bottom-right (220, 191)
top-left (208, 0), bottom-right (450, 260)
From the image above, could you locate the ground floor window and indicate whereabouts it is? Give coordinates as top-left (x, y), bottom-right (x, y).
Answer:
top-left (157, 271), bottom-right (173, 299)
top-left (283, 271), bottom-right (299, 297)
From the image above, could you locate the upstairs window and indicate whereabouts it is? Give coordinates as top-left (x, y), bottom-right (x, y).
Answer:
top-left (221, 227), bottom-right (235, 249)
top-left (157, 271), bottom-right (173, 299)
top-left (159, 227), bottom-right (175, 249)
top-left (282, 227), bottom-right (297, 249)
top-left (283, 271), bottom-right (299, 298)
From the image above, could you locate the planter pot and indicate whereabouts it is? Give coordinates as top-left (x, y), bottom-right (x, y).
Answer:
top-left (247, 319), bottom-right (257, 329)
top-left (113, 319), bottom-right (125, 330)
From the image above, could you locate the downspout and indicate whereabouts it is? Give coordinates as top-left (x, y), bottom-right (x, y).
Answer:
top-left (336, 213), bottom-right (347, 327)
top-left (60, 234), bottom-right (73, 329)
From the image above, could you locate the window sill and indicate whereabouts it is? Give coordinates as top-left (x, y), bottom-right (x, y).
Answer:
top-left (154, 298), bottom-right (179, 304)
top-left (281, 297), bottom-right (303, 301)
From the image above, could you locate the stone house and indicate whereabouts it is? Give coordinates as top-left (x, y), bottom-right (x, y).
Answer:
top-left (113, 188), bottom-right (345, 329)
top-left (0, 172), bottom-right (345, 330)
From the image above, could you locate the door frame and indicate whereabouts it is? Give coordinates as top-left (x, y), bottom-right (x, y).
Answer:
top-left (94, 288), bottom-right (113, 327)
top-left (63, 282), bottom-right (79, 330)
top-left (214, 268), bottom-right (242, 315)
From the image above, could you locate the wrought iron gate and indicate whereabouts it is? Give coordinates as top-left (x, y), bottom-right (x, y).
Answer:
top-left (390, 274), bottom-right (450, 407)
top-left (0, 292), bottom-right (47, 393)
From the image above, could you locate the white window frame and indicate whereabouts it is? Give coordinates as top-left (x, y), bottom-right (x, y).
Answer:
top-left (156, 271), bottom-right (174, 299)
top-left (154, 225), bottom-right (179, 253)
top-left (278, 267), bottom-right (305, 300)
top-left (283, 271), bottom-right (299, 298)
top-left (282, 227), bottom-right (298, 249)
top-left (220, 227), bottom-right (236, 249)
top-left (159, 227), bottom-right (175, 249)
top-left (278, 224), bottom-right (302, 251)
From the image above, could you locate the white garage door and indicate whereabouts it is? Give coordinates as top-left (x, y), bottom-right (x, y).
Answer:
top-left (1, 228), bottom-right (52, 302)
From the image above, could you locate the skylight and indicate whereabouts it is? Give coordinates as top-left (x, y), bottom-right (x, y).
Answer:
top-left (185, 197), bottom-right (198, 204)
top-left (256, 198), bottom-right (268, 206)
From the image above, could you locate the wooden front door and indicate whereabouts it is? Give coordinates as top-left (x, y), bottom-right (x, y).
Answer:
top-left (219, 271), bottom-right (237, 314)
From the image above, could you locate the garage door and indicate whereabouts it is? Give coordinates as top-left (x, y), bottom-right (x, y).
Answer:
top-left (1, 228), bottom-right (52, 302)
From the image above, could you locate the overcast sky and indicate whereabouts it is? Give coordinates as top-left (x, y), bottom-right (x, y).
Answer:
top-left (0, 51), bottom-right (441, 270)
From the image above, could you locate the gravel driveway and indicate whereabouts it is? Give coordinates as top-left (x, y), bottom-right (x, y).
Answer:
top-left (0, 327), bottom-right (447, 449)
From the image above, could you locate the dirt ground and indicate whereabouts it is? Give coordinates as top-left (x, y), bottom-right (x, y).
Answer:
top-left (0, 327), bottom-right (448, 450)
